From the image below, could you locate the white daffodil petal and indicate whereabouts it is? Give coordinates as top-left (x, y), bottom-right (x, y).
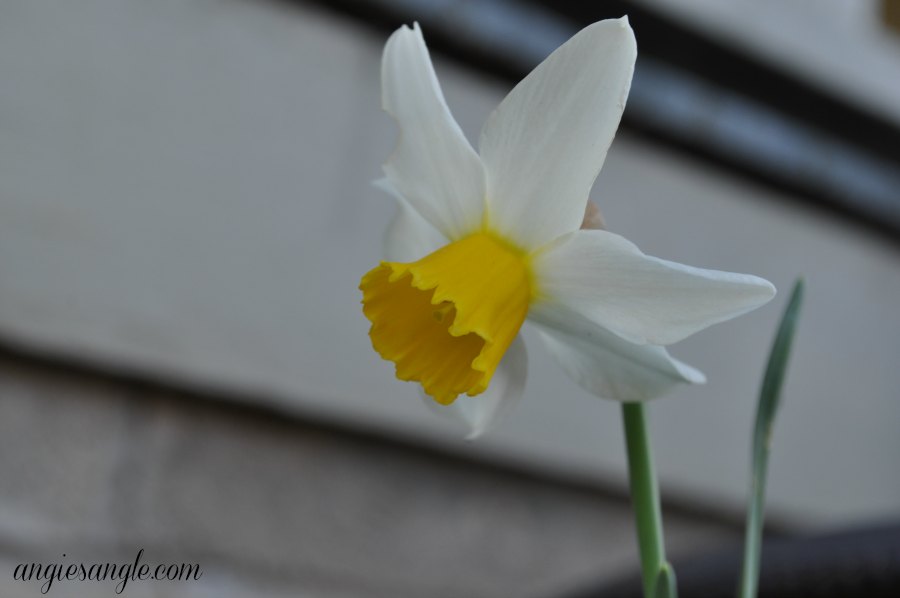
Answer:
top-left (478, 18), bottom-right (636, 249)
top-left (374, 178), bottom-right (448, 262)
top-left (534, 321), bottom-right (705, 402)
top-left (531, 229), bottom-right (776, 345)
top-left (421, 334), bottom-right (527, 440)
top-left (382, 23), bottom-right (486, 240)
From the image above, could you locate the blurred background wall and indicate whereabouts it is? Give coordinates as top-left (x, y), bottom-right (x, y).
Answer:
top-left (0, 0), bottom-right (898, 596)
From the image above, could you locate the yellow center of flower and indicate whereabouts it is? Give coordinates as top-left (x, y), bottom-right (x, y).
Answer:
top-left (360, 232), bottom-right (532, 405)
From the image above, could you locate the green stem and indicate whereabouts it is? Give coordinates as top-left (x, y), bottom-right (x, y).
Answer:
top-left (622, 402), bottom-right (666, 598)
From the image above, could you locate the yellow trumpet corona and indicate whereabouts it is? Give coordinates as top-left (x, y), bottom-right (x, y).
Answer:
top-left (361, 232), bottom-right (532, 404)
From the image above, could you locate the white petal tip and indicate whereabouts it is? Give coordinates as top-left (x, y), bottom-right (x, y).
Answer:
top-left (371, 177), bottom-right (391, 193)
top-left (388, 24), bottom-right (409, 43)
top-left (590, 16), bottom-right (635, 39)
top-left (671, 356), bottom-right (707, 386)
top-left (749, 276), bottom-right (777, 305)
top-left (683, 367), bottom-right (707, 385)
top-left (595, 17), bottom-right (637, 57)
top-left (463, 429), bottom-right (484, 442)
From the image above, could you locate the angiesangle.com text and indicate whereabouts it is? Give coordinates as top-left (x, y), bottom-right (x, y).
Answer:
top-left (13, 549), bottom-right (202, 594)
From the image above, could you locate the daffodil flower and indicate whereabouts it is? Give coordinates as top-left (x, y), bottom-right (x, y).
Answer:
top-left (360, 18), bottom-right (775, 437)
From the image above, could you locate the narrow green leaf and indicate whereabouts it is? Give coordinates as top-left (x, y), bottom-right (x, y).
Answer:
top-left (653, 562), bottom-right (678, 598)
top-left (737, 278), bottom-right (805, 598)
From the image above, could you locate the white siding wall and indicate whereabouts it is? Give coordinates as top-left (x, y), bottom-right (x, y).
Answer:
top-left (1, 0), bottom-right (898, 524)
top-left (633, 0), bottom-right (900, 126)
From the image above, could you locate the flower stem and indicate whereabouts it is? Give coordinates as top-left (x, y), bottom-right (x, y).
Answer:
top-left (622, 402), bottom-right (666, 598)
